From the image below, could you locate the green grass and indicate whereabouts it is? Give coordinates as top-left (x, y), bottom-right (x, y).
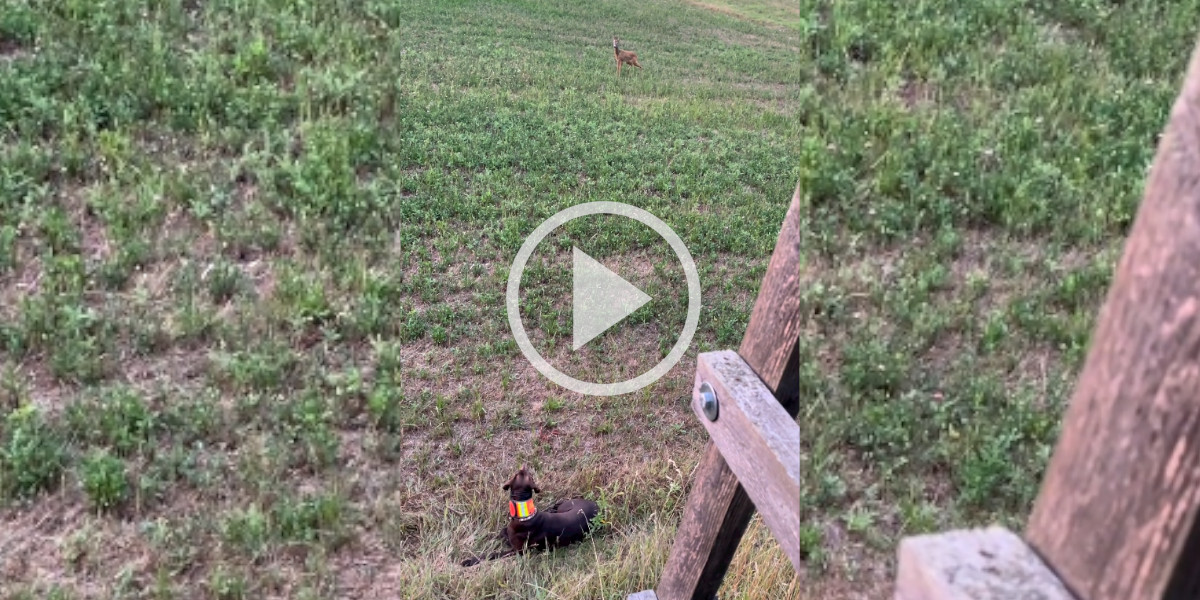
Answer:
top-left (792, 0), bottom-right (1196, 545)
top-left (0, 0), bottom-right (1195, 597)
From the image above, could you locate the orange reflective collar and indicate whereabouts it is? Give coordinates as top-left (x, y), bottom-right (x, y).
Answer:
top-left (509, 499), bottom-right (537, 520)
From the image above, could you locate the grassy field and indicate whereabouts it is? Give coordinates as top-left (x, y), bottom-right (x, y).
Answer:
top-left (0, 0), bottom-right (1196, 598)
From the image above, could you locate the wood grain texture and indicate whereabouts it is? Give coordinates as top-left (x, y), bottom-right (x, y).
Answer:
top-left (655, 443), bottom-right (758, 600)
top-left (655, 187), bottom-right (800, 600)
top-left (690, 350), bottom-right (802, 572)
top-left (1024, 35), bottom-right (1200, 600)
top-left (895, 526), bottom-right (1074, 600)
top-left (739, 185), bottom-right (802, 414)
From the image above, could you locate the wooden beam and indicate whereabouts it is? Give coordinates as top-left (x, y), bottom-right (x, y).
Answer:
top-left (654, 442), bottom-right (760, 600)
top-left (1024, 34), bottom-right (1200, 600)
top-left (895, 526), bottom-right (1075, 600)
top-left (655, 186), bottom-right (800, 600)
top-left (690, 350), bottom-right (801, 572)
top-left (737, 184), bottom-right (803, 413)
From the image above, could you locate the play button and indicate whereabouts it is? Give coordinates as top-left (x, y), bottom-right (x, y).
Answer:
top-left (506, 201), bottom-right (702, 397)
top-left (572, 247), bottom-right (652, 351)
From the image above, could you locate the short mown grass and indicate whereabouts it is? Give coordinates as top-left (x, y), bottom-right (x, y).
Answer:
top-left (0, 0), bottom-right (798, 598)
top-left (0, 0), bottom-right (1193, 598)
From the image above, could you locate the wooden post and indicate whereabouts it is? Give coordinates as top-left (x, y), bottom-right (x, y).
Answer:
top-left (653, 187), bottom-right (800, 600)
top-left (1024, 34), bottom-right (1200, 600)
top-left (894, 526), bottom-right (1074, 600)
top-left (689, 350), bottom-right (802, 572)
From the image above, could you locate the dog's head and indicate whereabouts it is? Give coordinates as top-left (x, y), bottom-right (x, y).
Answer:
top-left (502, 464), bottom-right (541, 501)
top-left (613, 37), bottom-right (619, 47)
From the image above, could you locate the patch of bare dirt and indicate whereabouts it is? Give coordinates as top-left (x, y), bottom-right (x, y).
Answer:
top-left (680, 0), bottom-right (799, 33)
top-left (943, 228), bottom-right (1097, 316)
top-left (728, 79), bottom-right (796, 94)
top-left (118, 347), bottom-right (210, 392)
top-left (156, 208), bottom-right (217, 260)
top-left (0, 493), bottom-right (84, 585)
top-left (677, 77), bottom-right (800, 111)
top-left (899, 79), bottom-right (939, 110)
top-left (0, 489), bottom-right (159, 597)
top-left (0, 184), bottom-right (114, 323)
top-left (125, 258), bottom-right (177, 301)
top-left (707, 27), bottom-right (799, 52)
top-left (12, 361), bottom-right (75, 415)
top-left (795, 567), bottom-right (893, 599)
top-left (0, 38), bottom-right (31, 63)
top-left (1038, 22), bottom-right (1082, 47)
top-left (0, 238), bottom-right (43, 324)
top-left (71, 192), bottom-right (115, 271)
top-left (237, 257), bottom-right (277, 300)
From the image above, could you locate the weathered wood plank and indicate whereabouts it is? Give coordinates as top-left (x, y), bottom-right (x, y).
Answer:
top-left (655, 442), bottom-right (758, 600)
top-left (738, 183), bottom-right (802, 414)
top-left (655, 187), bottom-right (800, 600)
top-left (690, 350), bottom-right (801, 572)
top-left (895, 526), bottom-right (1074, 600)
top-left (1024, 35), bottom-right (1200, 600)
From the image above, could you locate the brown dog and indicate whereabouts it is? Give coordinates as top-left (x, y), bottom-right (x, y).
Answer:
top-left (460, 465), bottom-right (600, 566)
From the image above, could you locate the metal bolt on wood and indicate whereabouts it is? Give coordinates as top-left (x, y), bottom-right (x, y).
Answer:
top-left (699, 382), bottom-right (719, 421)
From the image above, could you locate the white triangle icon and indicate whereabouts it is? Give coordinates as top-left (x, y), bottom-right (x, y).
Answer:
top-left (572, 247), bottom-right (652, 351)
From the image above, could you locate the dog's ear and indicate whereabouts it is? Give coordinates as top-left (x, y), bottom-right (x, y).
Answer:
top-left (532, 485), bottom-right (542, 494)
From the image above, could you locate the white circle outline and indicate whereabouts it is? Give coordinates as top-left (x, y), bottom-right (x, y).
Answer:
top-left (505, 201), bottom-right (701, 397)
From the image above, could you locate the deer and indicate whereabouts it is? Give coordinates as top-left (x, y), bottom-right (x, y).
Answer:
top-left (613, 36), bottom-right (642, 76)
